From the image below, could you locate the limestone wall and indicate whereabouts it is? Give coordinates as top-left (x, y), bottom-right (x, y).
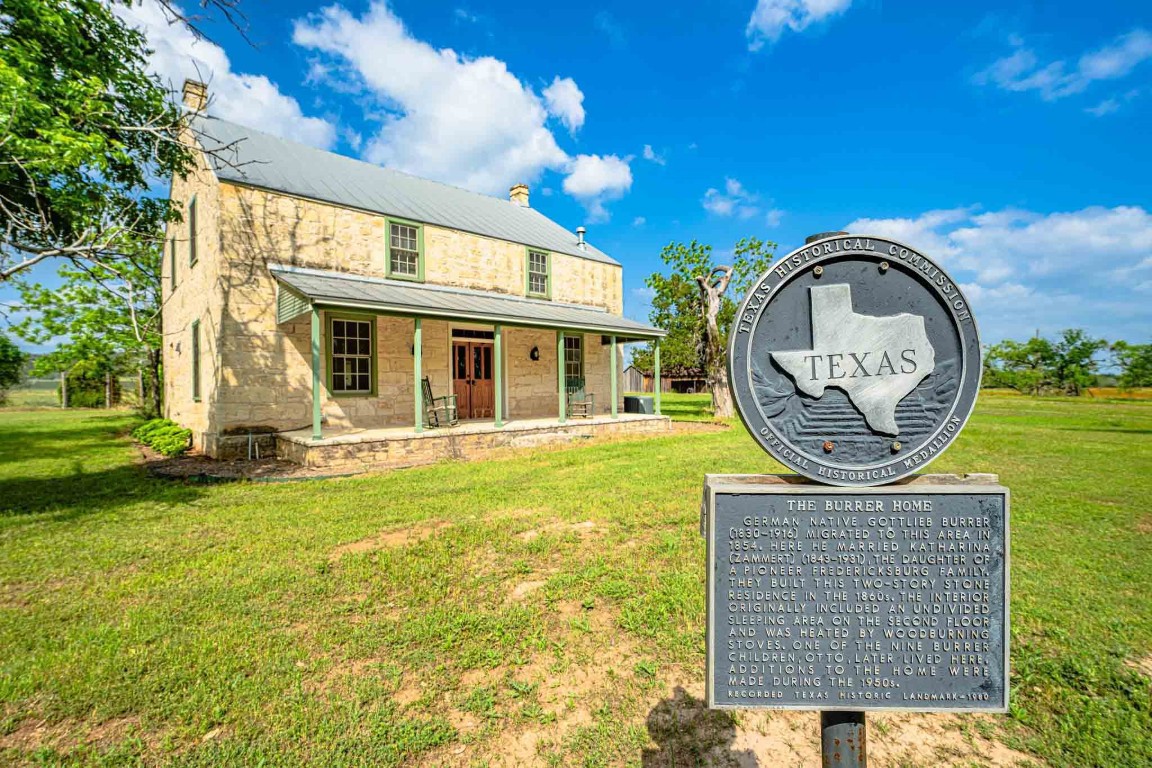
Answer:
top-left (218, 184), bottom-right (623, 312)
top-left (161, 145), bottom-right (224, 452)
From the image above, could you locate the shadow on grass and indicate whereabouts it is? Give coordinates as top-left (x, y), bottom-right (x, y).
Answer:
top-left (0, 414), bottom-right (206, 518)
top-left (0, 462), bottom-right (206, 519)
top-left (641, 686), bottom-right (759, 767)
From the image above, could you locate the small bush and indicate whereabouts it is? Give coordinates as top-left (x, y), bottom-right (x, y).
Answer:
top-left (132, 418), bottom-right (192, 457)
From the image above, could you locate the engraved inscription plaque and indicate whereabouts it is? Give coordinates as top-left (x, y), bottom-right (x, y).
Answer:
top-left (703, 476), bottom-right (1008, 712)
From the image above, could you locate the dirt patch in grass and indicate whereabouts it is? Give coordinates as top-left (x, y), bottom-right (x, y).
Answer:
top-left (0, 715), bottom-right (163, 756)
top-left (517, 520), bottom-right (601, 542)
top-left (641, 678), bottom-right (1039, 768)
top-left (329, 520), bottom-right (453, 560)
top-left (1126, 653), bottom-right (1152, 678)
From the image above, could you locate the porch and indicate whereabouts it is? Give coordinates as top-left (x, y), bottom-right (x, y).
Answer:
top-left (277, 412), bottom-right (671, 470)
top-left (270, 264), bottom-right (668, 463)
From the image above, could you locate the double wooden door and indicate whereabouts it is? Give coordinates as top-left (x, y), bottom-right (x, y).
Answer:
top-left (453, 341), bottom-right (494, 419)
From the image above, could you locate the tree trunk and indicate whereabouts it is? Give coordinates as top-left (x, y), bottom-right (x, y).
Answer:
top-left (105, 371), bottom-right (112, 409)
top-left (697, 266), bottom-right (735, 419)
top-left (146, 347), bottom-right (162, 419)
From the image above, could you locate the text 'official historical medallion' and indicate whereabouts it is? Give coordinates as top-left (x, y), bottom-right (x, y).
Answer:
top-left (730, 235), bottom-right (981, 486)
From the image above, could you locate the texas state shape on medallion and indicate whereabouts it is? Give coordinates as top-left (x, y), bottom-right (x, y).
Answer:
top-left (771, 284), bottom-right (935, 436)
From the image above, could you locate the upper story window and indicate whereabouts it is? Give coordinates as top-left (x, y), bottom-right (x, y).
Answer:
top-left (388, 221), bottom-right (422, 280)
top-left (527, 249), bottom-right (550, 298)
top-left (188, 196), bottom-right (198, 267)
top-left (329, 316), bottom-right (375, 395)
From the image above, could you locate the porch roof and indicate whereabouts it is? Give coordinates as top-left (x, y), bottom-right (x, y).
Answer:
top-left (270, 264), bottom-right (666, 340)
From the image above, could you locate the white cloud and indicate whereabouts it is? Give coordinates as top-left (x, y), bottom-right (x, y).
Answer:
top-left (115, 2), bottom-right (337, 149)
top-left (702, 177), bottom-right (775, 221)
top-left (292, 2), bottom-right (629, 217)
top-left (975, 28), bottom-right (1152, 101)
top-left (746, 0), bottom-right (853, 51)
top-left (562, 154), bottom-right (633, 222)
top-left (765, 208), bottom-right (784, 227)
top-left (542, 77), bottom-right (585, 133)
top-left (632, 216), bottom-right (647, 227)
top-left (845, 205), bottom-right (1152, 342)
top-left (642, 144), bottom-right (666, 165)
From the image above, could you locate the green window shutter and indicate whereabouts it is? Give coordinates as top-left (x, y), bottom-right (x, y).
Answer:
top-left (191, 320), bottom-right (201, 402)
top-left (169, 238), bottom-right (177, 291)
top-left (188, 196), bottom-right (198, 267)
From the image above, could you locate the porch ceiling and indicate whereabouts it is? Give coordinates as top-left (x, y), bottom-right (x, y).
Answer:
top-left (271, 264), bottom-right (666, 341)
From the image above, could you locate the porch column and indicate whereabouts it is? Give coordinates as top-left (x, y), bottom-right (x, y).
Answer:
top-left (494, 324), bottom-right (504, 427)
top-left (654, 338), bottom-right (662, 416)
top-left (557, 330), bottom-right (566, 423)
top-left (311, 306), bottom-right (322, 441)
top-left (610, 335), bottom-right (618, 418)
top-left (413, 317), bottom-right (423, 434)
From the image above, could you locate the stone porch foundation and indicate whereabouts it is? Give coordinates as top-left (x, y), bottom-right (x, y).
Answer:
top-left (276, 414), bottom-right (671, 471)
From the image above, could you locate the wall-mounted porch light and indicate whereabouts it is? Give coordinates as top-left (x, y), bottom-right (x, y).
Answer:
top-left (529, 345), bottom-right (540, 361)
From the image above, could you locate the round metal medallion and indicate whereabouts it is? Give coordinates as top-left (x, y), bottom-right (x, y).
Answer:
top-left (729, 234), bottom-right (982, 486)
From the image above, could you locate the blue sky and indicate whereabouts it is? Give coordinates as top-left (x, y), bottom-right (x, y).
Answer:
top-left (7, 0), bottom-right (1152, 350)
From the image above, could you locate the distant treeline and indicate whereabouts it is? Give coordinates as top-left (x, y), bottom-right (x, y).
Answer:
top-left (983, 329), bottom-right (1150, 395)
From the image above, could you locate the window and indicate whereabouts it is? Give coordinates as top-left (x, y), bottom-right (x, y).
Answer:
top-left (527, 249), bottom-right (550, 298)
top-left (329, 316), bottom-right (375, 395)
top-left (188, 196), bottom-right (198, 266)
top-left (389, 221), bottom-right (421, 278)
top-left (564, 335), bottom-right (583, 381)
top-left (169, 238), bottom-right (177, 291)
top-left (191, 320), bottom-right (201, 402)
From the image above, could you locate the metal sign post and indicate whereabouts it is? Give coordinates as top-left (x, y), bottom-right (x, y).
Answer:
top-left (711, 233), bottom-right (1008, 766)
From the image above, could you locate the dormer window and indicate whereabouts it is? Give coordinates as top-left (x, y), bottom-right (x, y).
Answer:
top-left (388, 220), bottom-right (423, 280)
top-left (527, 249), bottom-right (550, 299)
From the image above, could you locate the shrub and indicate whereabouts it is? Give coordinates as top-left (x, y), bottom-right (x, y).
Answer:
top-left (132, 418), bottom-right (192, 457)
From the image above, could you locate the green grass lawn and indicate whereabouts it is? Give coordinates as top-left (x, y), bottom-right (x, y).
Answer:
top-left (0, 393), bottom-right (1150, 767)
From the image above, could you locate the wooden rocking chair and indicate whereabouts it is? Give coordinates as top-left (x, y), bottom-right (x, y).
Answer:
top-left (422, 377), bottom-right (459, 428)
top-left (566, 376), bottom-right (595, 418)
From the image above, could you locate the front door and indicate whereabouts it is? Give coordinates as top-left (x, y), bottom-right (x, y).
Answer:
top-left (452, 341), bottom-right (494, 419)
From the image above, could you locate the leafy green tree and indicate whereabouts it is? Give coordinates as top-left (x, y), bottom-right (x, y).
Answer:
top-left (634, 238), bottom-right (776, 416)
top-left (15, 238), bottom-right (162, 415)
top-left (1111, 341), bottom-right (1152, 389)
top-left (1050, 328), bottom-right (1106, 395)
top-left (984, 337), bottom-right (1055, 395)
top-left (0, 334), bottom-right (26, 404)
top-left (0, 0), bottom-right (200, 278)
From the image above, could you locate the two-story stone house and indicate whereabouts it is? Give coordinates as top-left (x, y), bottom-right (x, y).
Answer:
top-left (163, 81), bottom-right (667, 467)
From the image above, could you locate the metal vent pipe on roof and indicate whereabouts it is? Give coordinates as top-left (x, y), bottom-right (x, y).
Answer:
top-left (576, 226), bottom-right (586, 250)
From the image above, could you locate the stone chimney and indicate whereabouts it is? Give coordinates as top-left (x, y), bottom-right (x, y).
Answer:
top-left (509, 183), bottom-right (529, 207)
top-left (182, 79), bottom-right (208, 112)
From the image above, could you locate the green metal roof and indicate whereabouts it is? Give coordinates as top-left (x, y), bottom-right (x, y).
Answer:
top-left (192, 115), bottom-right (619, 266)
top-left (271, 264), bottom-right (665, 340)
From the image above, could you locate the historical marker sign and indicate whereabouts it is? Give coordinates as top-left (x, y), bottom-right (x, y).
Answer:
top-left (703, 476), bottom-right (1009, 712)
top-left (730, 235), bottom-right (981, 486)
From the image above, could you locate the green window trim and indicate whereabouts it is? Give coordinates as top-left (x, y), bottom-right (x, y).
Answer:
top-left (188, 195), bottom-right (198, 267)
top-left (525, 247), bottom-right (551, 299)
top-left (169, 237), bottom-right (177, 291)
top-left (564, 333), bottom-right (583, 381)
top-left (385, 217), bottom-right (425, 282)
top-left (191, 319), bottom-right (201, 402)
top-left (326, 312), bottom-right (378, 397)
